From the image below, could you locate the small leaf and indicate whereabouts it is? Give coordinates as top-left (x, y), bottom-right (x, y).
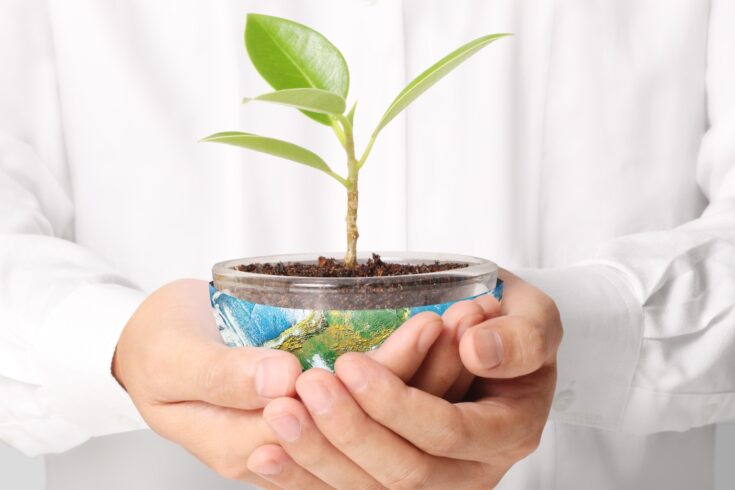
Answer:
top-left (373, 33), bottom-right (511, 136)
top-left (346, 100), bottom-right (358, 127)
top-left (245, 14), bottom-right (350, 125)
top-left (201, 131), bottom-right (336, 176)
top-left (243, 88), bottom-right (346, 115)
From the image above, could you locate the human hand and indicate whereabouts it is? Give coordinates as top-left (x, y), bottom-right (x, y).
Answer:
top-left (249, 270), bottom-right (562, 489)
top-left (112, 279), bottom-right (306, 487)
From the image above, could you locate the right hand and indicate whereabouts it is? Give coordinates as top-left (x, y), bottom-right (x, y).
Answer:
top-left (113, 278), bottom-right (489, 487)
top-left (112, 279), bottom-right (303, 487)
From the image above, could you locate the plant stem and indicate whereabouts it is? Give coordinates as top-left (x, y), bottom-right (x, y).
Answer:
top-left (344, 170), bottom-right (359, 267)
top-left (338, 115), bottom-right (360, 267)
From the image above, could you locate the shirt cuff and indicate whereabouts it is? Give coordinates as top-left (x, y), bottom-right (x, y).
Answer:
top-left (514, 265), bottom-right (643, 429)
top-left (29, 283), bottom-right (148, 454)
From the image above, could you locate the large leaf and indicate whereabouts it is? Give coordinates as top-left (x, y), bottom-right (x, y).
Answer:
top-left (245, 14), bottom-right (349, 125)
top-left (243, 88), bottom-right (346, 115)
top-left (373, 33), bottom-right (511, 136)
top-left (201, 131), bottom-right (337, 177)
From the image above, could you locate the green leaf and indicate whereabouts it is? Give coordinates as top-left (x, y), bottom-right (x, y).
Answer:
top-left (373, 33), bottom-right (511, 136)
top-left (243, 88), bottom-right (346, 115)
top-left (245, 14), bottom-right (350, 125)
top-left (201, 131), bottom-right (343, 184)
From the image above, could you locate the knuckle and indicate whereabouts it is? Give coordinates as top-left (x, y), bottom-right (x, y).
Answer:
top-left (551, 314), bottom-right (564, 350)
top-left (523, 324), bottom-right (550, 368)
top-left (541, 299), bottom-right (564, 350)
top-left (200, 355), bottom-right (239, 402)
top-left (425, 404), bottom-right (467, 456)
top-left (331, 417), bottom-right (367, 448)
top-left (385, 459), bottom-right (433, 490)
top-left (485, 472), bottom-right (505, 490)
top-left (211, 459), bottom-right (249, 481)
top-left (508, 432), bottom-right (542, 461)
top-left (199, 363), bottom-right (221, 399)
top-left (468, 463), bottom-right (499, 490)
top-left (358, 483), bottom-right (386, 490)
top-left (290, 434), bottom-right (328, 467)
top-left (297, 447), bottom-right (326, 468)
top-left (536, 291), bottom-right (559, 317)
top-left (431, 423), bottom-right (466, 455)
top-left (556, 318), bottom-right (564, 343)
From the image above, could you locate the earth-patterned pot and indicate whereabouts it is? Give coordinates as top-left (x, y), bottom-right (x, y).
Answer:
top-left (210, 252), bottom-right (501, 370)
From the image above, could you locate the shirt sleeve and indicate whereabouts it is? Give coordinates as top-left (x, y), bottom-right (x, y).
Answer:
top-left (0, 0), bottom-right (146, 456)
top-left (518, 0), bottom-right (735, 435)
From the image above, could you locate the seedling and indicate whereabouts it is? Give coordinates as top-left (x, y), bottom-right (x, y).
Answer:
top-left (203, 14), bottom-right (510, 267)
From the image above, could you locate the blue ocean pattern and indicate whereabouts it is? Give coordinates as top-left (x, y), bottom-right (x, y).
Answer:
top-left (210, 281), bottom-right (503, 369)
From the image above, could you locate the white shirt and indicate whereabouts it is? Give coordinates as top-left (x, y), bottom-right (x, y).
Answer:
top-left (1, 1), bottom-right (734, 489)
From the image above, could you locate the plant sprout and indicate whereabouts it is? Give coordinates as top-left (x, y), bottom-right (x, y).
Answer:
top-left (203, 14), bottom-right (510, 268)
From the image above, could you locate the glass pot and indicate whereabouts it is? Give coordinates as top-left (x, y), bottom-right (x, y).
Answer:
top-left (210, 252), bottom-right (500, 369)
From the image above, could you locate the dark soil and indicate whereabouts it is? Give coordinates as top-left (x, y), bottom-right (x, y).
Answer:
top-left (236, 253), bottom-right (468, 278)
top-left (224, 254), bottom-right (482, 309)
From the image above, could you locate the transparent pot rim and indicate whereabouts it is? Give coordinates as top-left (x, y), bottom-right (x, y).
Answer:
top-left (212, 251), bottom-right (498, 292)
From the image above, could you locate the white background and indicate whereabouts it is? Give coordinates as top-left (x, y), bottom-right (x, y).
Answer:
top-left (2, 424), bottom-right (734, 489)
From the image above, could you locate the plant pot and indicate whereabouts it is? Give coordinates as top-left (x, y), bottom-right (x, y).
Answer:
top-left (210, 252), bottom-right (502, 370)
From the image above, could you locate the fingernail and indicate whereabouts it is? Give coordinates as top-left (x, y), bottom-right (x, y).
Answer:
top-left (252, 459), bottom-right (282, 476)
top-left (299, 381), bottom-right (333, 415)
top-left (474, 329), bottom-right (503, 369)
top-left (256, 357), bottom-right (293, 399)
top-left (266, 414), bottom-right (302, 442)
top-left (339, 361), bottom-right (368, 392)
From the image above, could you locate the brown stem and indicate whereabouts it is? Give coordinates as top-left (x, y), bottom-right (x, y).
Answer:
top-left (344, 180), bottom-right (359, 267)
top-left (338, 114), bottom-right (360, 268)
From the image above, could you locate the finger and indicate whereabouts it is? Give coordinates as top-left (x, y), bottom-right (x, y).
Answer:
top-left (444, 300), bottom-right (486, 342)
top-left (459, 313), bottom-right (558, 379)
top-left (473, 294), bottom-right (503, 320)
top-left (156, 345), bottom-right (303, 410)
top-left (455, 269), bottom-right (560, 379)
top-left (296, 368), bottom-right (487, 489)
top-left (440, 297), bottom-right (503, 401)
top-left (366, 311), bottom-right (443, 382)
top-left (408, 301), bottom-right (483, 396)
top-left (336, 353), bottom-right (545, 463)
top-left (263, 397), bottom-right (379, 489)
top-left (248, 444), bottom-right (333, 489)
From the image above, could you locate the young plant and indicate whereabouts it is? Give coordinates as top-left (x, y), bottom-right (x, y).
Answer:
top-left (203, 14), bottom-right (510, 268)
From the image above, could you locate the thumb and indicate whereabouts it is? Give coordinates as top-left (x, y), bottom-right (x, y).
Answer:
top-left (459, 270), bottom-right (561, 379)
top-left (116, 278), bottom-right (303, 410)
top-left (181, 346), bottom-right (303, 410)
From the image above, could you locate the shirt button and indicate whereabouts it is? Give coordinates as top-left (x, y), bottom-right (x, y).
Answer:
top-left (553, 389), bottom-right (575, 412)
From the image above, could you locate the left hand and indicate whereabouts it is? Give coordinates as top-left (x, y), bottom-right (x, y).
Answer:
top-left (248, 270), bottom-right (562, 489)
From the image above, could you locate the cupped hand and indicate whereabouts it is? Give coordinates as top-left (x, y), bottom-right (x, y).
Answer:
top-left (113, 279), bottom-right (306, 487)
top-left (250, 270), bottom-right (562, 489)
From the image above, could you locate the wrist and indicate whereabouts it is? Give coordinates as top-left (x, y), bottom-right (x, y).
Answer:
top-left (513, 264), bottom-right (642, 428)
